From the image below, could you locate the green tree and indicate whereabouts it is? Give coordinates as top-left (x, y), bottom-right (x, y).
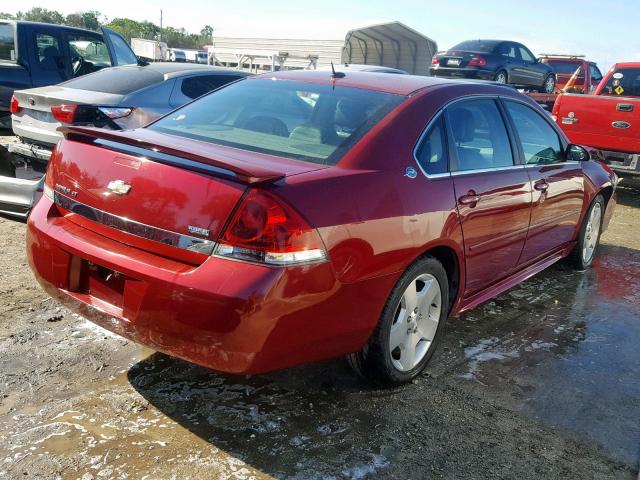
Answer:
top-left (65, 11), bottom-right (101, 31)
top-left (16, 7), bottom-right (65, 24)
top-left (0, 12), bottom-right (16, 20)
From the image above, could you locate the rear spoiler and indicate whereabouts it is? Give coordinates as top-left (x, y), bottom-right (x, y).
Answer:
top-left (58, 126), bottom-right (286, 185)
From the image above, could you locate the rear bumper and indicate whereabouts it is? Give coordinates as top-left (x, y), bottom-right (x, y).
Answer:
top-left (27, 197), bottom-right (394, 374)
top-left (8, 139), bottom-right (53, 161)
top-left (430, 66), bottom-right (496, 81)
top-left (0, 142), bottom-right (47, 218)
top-left (599, 150), bottom-right (640, 176)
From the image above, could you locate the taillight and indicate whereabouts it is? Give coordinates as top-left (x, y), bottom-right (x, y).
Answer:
top-left (10, 95), bottom-right (21, 114)
top-left (214, 189), bottom-right (327, 266)
top-left (51, 104), bottom-right (78, 123)
top-left (468, 55), bottom-right (487, 67)
top-left (431, 55), bottom-right (439, 65)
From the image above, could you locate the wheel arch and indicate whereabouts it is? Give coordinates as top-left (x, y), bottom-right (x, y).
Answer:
top-left (415, 242), bottom-right (464, 314)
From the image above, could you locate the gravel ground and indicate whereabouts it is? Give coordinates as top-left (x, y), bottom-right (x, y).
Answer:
top-left (0, 136), bottom-right (638, 479)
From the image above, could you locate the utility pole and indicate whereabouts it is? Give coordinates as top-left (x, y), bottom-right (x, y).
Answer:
top-left (159, 9), bottom-right (163, 43)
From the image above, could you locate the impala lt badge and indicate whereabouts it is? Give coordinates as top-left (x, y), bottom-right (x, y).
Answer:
top-left (54, 183), bottom-right (78, 197)
top-left (107, 179), bottom-right (132, 195)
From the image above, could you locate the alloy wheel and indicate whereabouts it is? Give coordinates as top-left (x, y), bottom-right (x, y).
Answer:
top-left (496, 72), bottom-right (507, 84)
top-left (582, 203), bottom-right (602, 264)
top-left (544, 76), bottom-right (555, 93)
top-left (389, 273), bottom-right (442, 372)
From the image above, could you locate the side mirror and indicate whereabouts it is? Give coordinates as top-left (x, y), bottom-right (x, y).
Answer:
top-left (566, 144), bottom-right (590, 161)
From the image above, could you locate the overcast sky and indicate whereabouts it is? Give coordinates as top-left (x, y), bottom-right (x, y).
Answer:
top-left (7, 0), bottom-right (640, 72)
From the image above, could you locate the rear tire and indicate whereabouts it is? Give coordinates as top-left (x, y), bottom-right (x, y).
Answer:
top-left (347, 256), bottom-right (449, 386)
top-left (569, 194), bottom-right (605, 270)
top-left (494, 70), bottom-right (508, 84)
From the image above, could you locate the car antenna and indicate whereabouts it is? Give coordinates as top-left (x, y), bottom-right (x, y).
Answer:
top-left (331, 62), bottom-right (345, 79)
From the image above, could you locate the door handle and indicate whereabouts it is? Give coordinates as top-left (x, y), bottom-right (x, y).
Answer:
top-left (458, 192), bottom-right (481, 206)
top-left (534, 181), bottom-right (549, 192)
top-left (616, 103), bottom-right (634, 112)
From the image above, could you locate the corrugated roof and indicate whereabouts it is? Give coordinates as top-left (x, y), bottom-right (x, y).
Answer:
top-left (342, 22), bottom-right (438, 76)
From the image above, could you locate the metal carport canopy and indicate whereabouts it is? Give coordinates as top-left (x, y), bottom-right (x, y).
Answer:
top-left (341, 21), bottom-right (438, 76)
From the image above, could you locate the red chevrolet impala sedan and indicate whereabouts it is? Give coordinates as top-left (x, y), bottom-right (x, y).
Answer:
top-left (27, 70), bottom-right (617, 384)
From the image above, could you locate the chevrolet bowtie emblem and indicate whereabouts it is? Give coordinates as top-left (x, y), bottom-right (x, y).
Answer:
top-left (107, 180), bottom-right (132, 195)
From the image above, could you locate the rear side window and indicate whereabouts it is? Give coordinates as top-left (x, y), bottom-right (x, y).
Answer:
top-left (415, 116), bottom-right (448, 175)
top-left (600, 68), bottom-right (640, 97)
top-left (35, 33), bottom-right (62, 71)
top-left (149, 79), bottom-right (404, 165)
top-left (447, 99), bottom-right (513, 171)
top-left (504, 101), bottom-right (563, 165)
top-left (180, 75), bottom-right (241, 100)
top-left (589, 64), bottom-right (603, 83)
top-left (0, 23), bottom-right (15, 62)
top-left (495, 43), bottom-right (516, 59)
top-left (548, 61), bottom-right (583, 75)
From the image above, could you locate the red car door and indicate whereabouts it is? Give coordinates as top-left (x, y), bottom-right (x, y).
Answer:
top-left (446, 98), bottom-right (532, 297)
top-left (502, 99), bottom-right (584, 265)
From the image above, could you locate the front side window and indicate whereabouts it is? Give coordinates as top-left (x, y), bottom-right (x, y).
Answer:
top-left (447, 99), bottom-right (514, 171)
top-left (518, 47), bottom-right (536, 63)
top-left (504, 101), bottom-right (563, 165)
top-left (599, 67), bottom-right (640, 97)
top-left (67, 33), bottom-right (111, 77)
top-left (0, 23), bottom-right (15, 62)
top-left (415, 116), bottom-right (448, 175)
top-left (150, 79), bottom-right (404, 165)
top-left (106, 31), bottom-right (138, 66)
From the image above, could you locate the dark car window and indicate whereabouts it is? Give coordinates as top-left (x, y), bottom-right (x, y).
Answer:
top-left (548, 61), bottom-right (583, 75)
top-left (504, 101), bottom-right (563, 165)
top-left (180, 75), bottom-right (242, 100)
top-left (150, 79), bottom-right (405, 165)
top-left (66, 33), bottom-right (111, 77)
top-left (600, 67), bottom-right (640, 97)
top-left (447, 99), bottom-right (514, 171)
top-left (518, 46), bottom-right (536, 63)
top-left (450, 40), bottom-right (500, 53)
top-left (0, 23), bottom-right (15, 62)
top-left (495, 43), bottom-right (517, 59)
top-left (35, 33), bottom-right (62, 71)
top-left (415, 116), bottom-right (448, 175)
top-left (106, 30), bottom-right (137, 66)
top-left (589, 64), bottom-right (603, 83)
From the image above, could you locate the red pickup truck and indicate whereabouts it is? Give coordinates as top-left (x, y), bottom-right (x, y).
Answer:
top-left (552, 62), bottom-right (640, 176)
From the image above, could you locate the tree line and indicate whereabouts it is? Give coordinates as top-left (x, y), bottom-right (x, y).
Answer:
top-left (0, 7), bottom-right (214, 49)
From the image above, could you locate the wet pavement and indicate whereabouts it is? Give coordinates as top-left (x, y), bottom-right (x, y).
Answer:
top-left (0, 157), bottom-right (638, 478)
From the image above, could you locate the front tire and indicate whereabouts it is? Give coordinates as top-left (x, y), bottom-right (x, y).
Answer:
top-left (347, 256), bottom-right (449, 385)
top-left (569, 194), bottom-right (604, 270)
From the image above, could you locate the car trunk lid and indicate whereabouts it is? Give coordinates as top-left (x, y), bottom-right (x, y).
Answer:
top-left (438, 51), bottom-right (480, 68)
top-left (12, 87), bottom-right (123, 146)
top-left (47, 126), bottom-right (327, 263)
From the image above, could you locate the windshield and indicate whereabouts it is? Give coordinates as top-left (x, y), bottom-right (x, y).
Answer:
top-left (450, 40), bottom-right (500, 53)
top-left (600, 68), bottom-right (640, 97)
top-left (148, 79), bottom-right (405, 165)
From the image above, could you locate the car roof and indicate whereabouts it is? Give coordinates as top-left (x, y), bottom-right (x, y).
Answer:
top-left (128, 62), bottom-right (251, 79)
top-left (251, 69), bottom-right (513, 96)
top-left (2, 19), bottom-right (98, 35)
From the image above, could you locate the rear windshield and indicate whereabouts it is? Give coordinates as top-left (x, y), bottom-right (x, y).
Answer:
top-left (450, 40), bottom-right (500, 53)
top-left (59, 66), bottom-right (163, 94)
top-left (546, 61), bottom-right (583, 75)
top-left (148, 79), bottom-right (405, 165)
top-left (600, 68), bottom-right (640, 97)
